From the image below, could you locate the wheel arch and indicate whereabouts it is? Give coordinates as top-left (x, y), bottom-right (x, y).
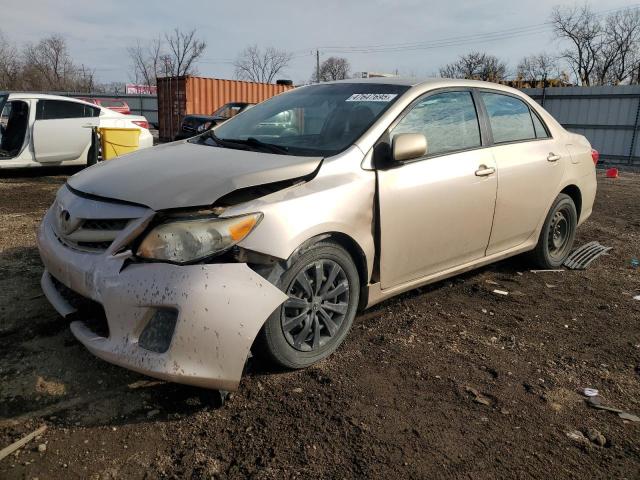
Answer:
top-left (560, 184), bottom-right (582, 221)
top-left (288, 232), bottom-right (370, 310)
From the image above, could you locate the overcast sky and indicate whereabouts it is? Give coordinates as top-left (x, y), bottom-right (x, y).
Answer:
top-left (2, 0), bottom-right (638, 85)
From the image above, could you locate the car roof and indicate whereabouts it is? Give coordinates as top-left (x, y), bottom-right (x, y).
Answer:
top-left (324, 77), bottom-right (525, 96)
top-left (6, 92), bottom-right (97, 106)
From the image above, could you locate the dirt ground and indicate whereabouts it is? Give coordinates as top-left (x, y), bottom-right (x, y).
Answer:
top-left (0, 169), bottom-right (638, 479)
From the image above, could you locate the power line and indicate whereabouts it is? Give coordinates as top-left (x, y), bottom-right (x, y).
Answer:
top-left (299, 4), bottom-right (640, 56)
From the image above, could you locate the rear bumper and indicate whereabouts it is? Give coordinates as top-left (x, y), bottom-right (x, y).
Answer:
top-left (577, 170), bottom-right (597, 226)
top-left (37, 209), bottom-right (287, 390)
top-left (138, 130), bottom-right (154, 149)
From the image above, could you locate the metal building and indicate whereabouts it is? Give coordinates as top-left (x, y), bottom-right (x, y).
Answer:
top-left (523, 85), bottom-right (640, 168)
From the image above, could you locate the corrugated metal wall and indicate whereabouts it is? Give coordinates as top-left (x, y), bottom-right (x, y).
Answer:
top-left (522, 85), bottom-right (640, 168)
top-left (157, 76), bottom-right (294, 140)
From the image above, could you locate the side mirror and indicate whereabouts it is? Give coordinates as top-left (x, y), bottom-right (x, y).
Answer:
top-left (392, 133), bottom-right (427, 162)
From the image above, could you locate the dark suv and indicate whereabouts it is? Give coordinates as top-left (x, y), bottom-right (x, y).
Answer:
top-left (175, 102), bottom-right (254, 140)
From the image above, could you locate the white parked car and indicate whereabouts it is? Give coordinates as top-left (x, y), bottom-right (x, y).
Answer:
top-left (0, 93), bottom-right (153, 168)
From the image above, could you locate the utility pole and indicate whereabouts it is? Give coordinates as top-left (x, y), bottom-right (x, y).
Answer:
top-left (316, 50), bottom-right (320, 83)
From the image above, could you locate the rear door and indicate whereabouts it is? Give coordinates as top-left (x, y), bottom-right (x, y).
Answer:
top-left (479, 91), bottom-right (566, 255)
top-left (377, 90), bottom-right (498, 289)
top-left (33, 100), bottom-right (99, 163)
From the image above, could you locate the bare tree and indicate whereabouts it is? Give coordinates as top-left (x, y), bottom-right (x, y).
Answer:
top-left (316, 56), bottom-right (351, 82)
top-left (99, 81), bottom-right (126, 94)
top-left (551, 4), bottom-right (604, 86)
top-left (517, 53), bottom-right (558, 86)
top-left (596, 8), bottom-right (640, 84)
top-left (127, 28), bottom-right (205, 84)
top-left (439, 51), bottom-right (507, 82)
top-left (127, 37), bottom-right (163, 87)
top-left (23, 34), bottom-right (77, 90)
top-left (552, 5), bottom-right (640, 85)
top-left (233, 45), bottom-right (292, 83)
top-left (0, 31), bottom-right (100, 92)
top-left (75, 64), bottom-right (96, 93)
top-left (0, 31), bottom-right (20, 90)
top-left (164, 28), bottom-right (207, 77)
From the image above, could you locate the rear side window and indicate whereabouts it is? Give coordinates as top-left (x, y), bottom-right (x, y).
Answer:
top-left (481, 92), bottom-right (536, 144)
top-left (36, 100), bottom-right (99, 120)
top-left (390, 91), bottom-right (481, 157)
top-left (531, 111), bottom-right (550, 139)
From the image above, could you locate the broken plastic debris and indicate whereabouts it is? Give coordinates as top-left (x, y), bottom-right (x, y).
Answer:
top-left (492, 289), bottom-right (509, 296)
top-left (633, 295), bottom-right (640, 301)
top-left (585, 398), bottom-right (640, 421)
top-left (631, 258), bottom-right (639, 269)
top-left (619, 412), bottom-right (640, 422)
top-left (566, 430), bottom-right (587, 443)
top-left (564, 241), bottom-right (612, 270)
top-left (464, 386), bottom-right (491, 406)
top-left (582, 388), bottom-right (599, 397)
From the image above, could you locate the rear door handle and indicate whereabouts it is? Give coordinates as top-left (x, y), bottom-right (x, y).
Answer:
top-left (475, 165), bottom-right (496, 177)
top-left (547, 153), bottom-right (561, 162)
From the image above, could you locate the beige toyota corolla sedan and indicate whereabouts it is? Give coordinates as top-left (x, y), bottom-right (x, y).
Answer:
top-left (37, 78), bottom-right (597, 391)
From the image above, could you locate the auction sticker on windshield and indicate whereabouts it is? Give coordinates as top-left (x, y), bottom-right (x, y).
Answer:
top-left (346, 93), bottom-right (398, 102)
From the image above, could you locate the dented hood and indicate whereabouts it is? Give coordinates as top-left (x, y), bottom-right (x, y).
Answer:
top-left (67, 141), bottom-right (322, 210)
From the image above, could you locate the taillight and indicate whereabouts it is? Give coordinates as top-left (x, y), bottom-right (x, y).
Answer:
top-left (132, 120), bottom-right (149, 129)
top-left (591, 148), bottom-right (599, 165)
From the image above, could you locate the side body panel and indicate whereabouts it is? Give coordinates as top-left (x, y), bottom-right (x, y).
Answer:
top-left (485, 139), bottom-right (567, 255)
top-left (33, 116), bottom-right (95, 163)
top-left (226, 147), bottom-right (377, 280)
top-left (377, 149), bottom-right (497, 288)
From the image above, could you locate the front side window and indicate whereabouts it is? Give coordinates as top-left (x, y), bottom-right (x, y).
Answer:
top-left (390, 91), bottom-right (481, 157)
top-left (202, 83), bottom-right (410, 157)
top-left (36, 100), bottom-right (99, 120)
top-left (481, 92), bottom-right (536, 144)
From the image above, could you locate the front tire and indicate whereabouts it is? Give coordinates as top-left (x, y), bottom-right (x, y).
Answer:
top-left (256, 241), bottom-right (360, 369)
top-left (531, 193), bottom-right (577, 268)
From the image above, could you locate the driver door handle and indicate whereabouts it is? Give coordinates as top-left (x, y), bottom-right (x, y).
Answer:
top-left (547, 152), bottom-right (561, 162)
top-left (475, 165), bottom-right (496, 177)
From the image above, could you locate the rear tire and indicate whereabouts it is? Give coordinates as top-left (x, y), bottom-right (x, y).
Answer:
top-left (256, 241), bottom-right (359, 369)
top-left (531, 193), bottom-right (577, 268)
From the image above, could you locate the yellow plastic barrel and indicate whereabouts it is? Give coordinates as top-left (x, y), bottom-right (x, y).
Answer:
top-left (99, 128), bottom-right (140, 160)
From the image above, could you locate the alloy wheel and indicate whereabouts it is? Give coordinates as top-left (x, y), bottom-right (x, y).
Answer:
top-left (281, 259), bottom-right (350, 352)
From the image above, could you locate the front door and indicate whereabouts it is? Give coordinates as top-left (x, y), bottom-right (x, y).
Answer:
top-left (377, 90), bottom-right (497, 289)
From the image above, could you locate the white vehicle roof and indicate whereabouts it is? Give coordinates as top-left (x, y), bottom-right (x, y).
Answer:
top-left (2, 92), bottom-right (148, 122)
top-left (5, 92), bottom-right (96, 104)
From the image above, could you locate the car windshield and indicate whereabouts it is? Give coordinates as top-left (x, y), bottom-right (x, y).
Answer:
top-left (193, 83), bottom-right (409, 157)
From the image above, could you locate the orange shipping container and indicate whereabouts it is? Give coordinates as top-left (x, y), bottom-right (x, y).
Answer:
top-left (157, 76), bottom-right (294, 141)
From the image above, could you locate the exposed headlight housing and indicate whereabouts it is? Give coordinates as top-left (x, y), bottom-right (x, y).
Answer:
top-left (136, 213), bottom-right (262, 264)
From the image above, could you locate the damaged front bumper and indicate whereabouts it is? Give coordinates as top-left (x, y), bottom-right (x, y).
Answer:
top-left (37, 205), bottom-right (287, 391)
